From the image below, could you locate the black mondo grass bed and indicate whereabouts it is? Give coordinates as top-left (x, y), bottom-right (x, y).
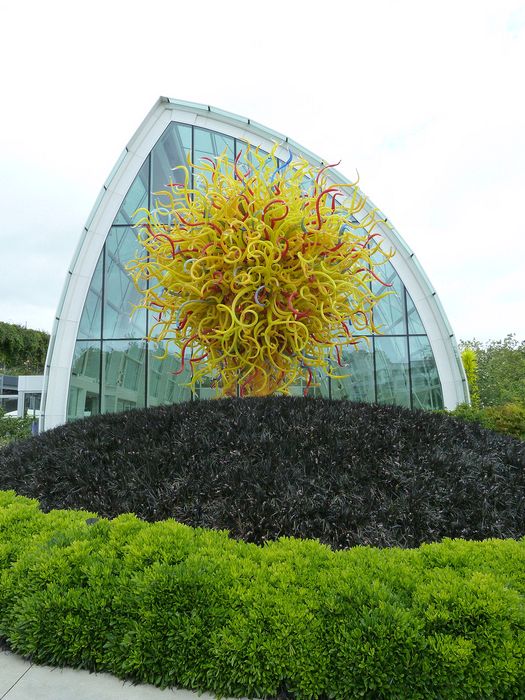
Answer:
top-left (1, 396), bottom-right (525, 699)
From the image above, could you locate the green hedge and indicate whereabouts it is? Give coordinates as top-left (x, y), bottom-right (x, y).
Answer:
top-left (446, 402), bottom-right (525, 440)
top-left (1, 490), bottom-right (524, 699)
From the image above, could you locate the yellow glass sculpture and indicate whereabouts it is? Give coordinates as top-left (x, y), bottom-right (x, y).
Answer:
top-left (128, 147), bottom-right (394, 396)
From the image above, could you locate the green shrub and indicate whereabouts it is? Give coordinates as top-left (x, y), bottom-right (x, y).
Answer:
top-left (0, 409), bottom-right (32, 448)
top-left (445, 402), bottom-right (485, 424)
top-left (1, 490), bottom-right (525, 699)
top-left (482, 403), bottom-right (525, 440)
top-left (448, 402), bottom-right (525, 441)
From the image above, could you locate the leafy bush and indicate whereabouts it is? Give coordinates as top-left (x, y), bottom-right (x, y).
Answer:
top-left (1, 397), bottom-right (524, 549)
top-left (0, 491), bottom-right (524, 699)
top-left (483, 403), bottom-right (525, 440)
top-left (0, 409), bottom-right (32, 448)
top-left (447, 402), bottom-right (525, 441)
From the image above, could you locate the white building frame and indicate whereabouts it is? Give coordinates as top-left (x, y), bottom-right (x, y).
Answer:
top-left (41, 97), bottom-right (468, 430)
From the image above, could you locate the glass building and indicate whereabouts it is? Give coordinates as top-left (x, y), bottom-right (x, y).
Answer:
top-left (41, 98), bottom-right (468, 429)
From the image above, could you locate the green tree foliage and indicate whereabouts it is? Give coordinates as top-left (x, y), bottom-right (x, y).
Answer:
top-left (460, 335), bottom-right (525, 408)
top-left (0, 407), bottom-right (32, 448)
top-left (0, 322), bottom-right (49, 375)
top-left (461, 347), bottom-right (480, 407)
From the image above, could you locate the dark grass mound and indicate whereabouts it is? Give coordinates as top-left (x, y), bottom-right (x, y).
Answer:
top-left (1, 396), bottom-right (524, 549)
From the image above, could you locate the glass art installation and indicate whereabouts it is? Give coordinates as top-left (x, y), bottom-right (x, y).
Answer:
top-left (129, 147), bottom-right (394, 397)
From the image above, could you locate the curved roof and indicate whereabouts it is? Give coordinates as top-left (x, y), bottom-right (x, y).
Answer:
top-left (41, 97), bottom-right (468, 429)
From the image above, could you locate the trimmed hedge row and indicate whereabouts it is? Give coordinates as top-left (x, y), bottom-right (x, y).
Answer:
top-left (1, 490), bottom-right (525, 699)
top-left (1, 397), bottom-right (524, 549)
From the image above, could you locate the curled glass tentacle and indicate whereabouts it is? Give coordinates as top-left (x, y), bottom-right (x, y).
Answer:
top-left (128, 145), bottom-right (394, 397)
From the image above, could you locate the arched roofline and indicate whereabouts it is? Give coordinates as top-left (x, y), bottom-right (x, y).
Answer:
top-left (41, 97), bottom-right (468, 430)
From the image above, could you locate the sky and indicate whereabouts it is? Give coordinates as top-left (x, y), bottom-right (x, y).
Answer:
top-left (0, 0), bottom-right (524, 343)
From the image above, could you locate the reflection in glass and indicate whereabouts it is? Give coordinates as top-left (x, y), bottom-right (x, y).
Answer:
top-left (287, 370), bottom-right (329, 398)
top-left (375, 336), bottom-right (410, 407)
top-left (409, 335), bottom-right (443, 409)
top-left (406, 291), bottom-right (425, 334)
top-left (194, 374), bottom-right (222, 400)
top-left (239, 143), bottom-right (270, 176)
top-left (78, 251), bottom-right (103, 339)
top-left (345, 297), bottom-right (374, 336)
top-left (193, 127), bottom-right (235, 191)
top-left (67, 341), bottom-right (101, 420)
top-left (194, 127), bottom-right (234, 163)
top-left (151, 122), bottom-right (192, 195)
top-left (316, 370), bottom-right (331, 398)
top-left (24, 393), bottom-right (41, 414)
top-left (114, 158), bottom-right (149, 225)
top-left (148, 342), bottom-right (192, 406)
top-left (371, 260), bottom-right (406, 334)
top-left (331, 338), bottom-right (375, 403)
top-left (104, 227), bottom-right (146, 339)
top-left (101, 340), bottom-right (146, 414)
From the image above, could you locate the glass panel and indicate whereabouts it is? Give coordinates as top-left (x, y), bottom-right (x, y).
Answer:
top-left (104, 227), bottom-right (146, 339)
top-left (147, 341), bottom-right (193, 406)
top-left (194, 127), bottom-right (235, 190)
top-left (114, 158), bottom-right (149, 225)
top-left (0, 377), bottom-right (18, 412)
top-left (78, 250), bottom-right (103, 339)
top-left (24, 393), bottom-right (41, 414)
top-left (194, 373), bottom-right (222, 400)
top-left (375, 336), bottom-right (410, 408)
top-left (67, 340), bottom-right (101, 420)
top-left (345, 298), bottom-right (374, 336)
top-left (409, 335), bottom-right (444, 410)
top-left (287, 371), bottom-right (329, 398)
top-left (406, 290), bottom-right (425, 334)
top-left (151, 122), bottom-right (192, 196)
top-left (371, 260), bottom-right (406, 334)
top-left (194, 127), bottom-right (234, 163)
top-left (0, 376), bottom-right (17, 393)
top-left (330, 337), bottom-right (375, 403)
top-left (315, 369), bottom-right (330, 398)
top-left (0, 397), bottom-right (17, 413)
top-left (238, 143), bottom-right (270, 177)
top-left (101, 340), bottom-right (146, 414)
top-left (300, 173), bottom-right (314, 196)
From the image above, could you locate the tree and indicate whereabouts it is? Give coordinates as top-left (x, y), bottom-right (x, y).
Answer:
top-left (461, 347), bottom-right (480, 408)
top-left (459, 335), bottom-right (525, 407)
top-left (0, 322), bottom-right (49, 375)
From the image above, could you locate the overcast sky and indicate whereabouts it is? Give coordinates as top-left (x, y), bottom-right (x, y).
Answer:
top-left (1, 0), bottom-right (523, 342)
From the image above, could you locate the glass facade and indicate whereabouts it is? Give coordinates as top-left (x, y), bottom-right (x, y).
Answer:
top-left (0, 375), bottom-right (18, 414)
top-left (66, 122), bottom-right (444, 420)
